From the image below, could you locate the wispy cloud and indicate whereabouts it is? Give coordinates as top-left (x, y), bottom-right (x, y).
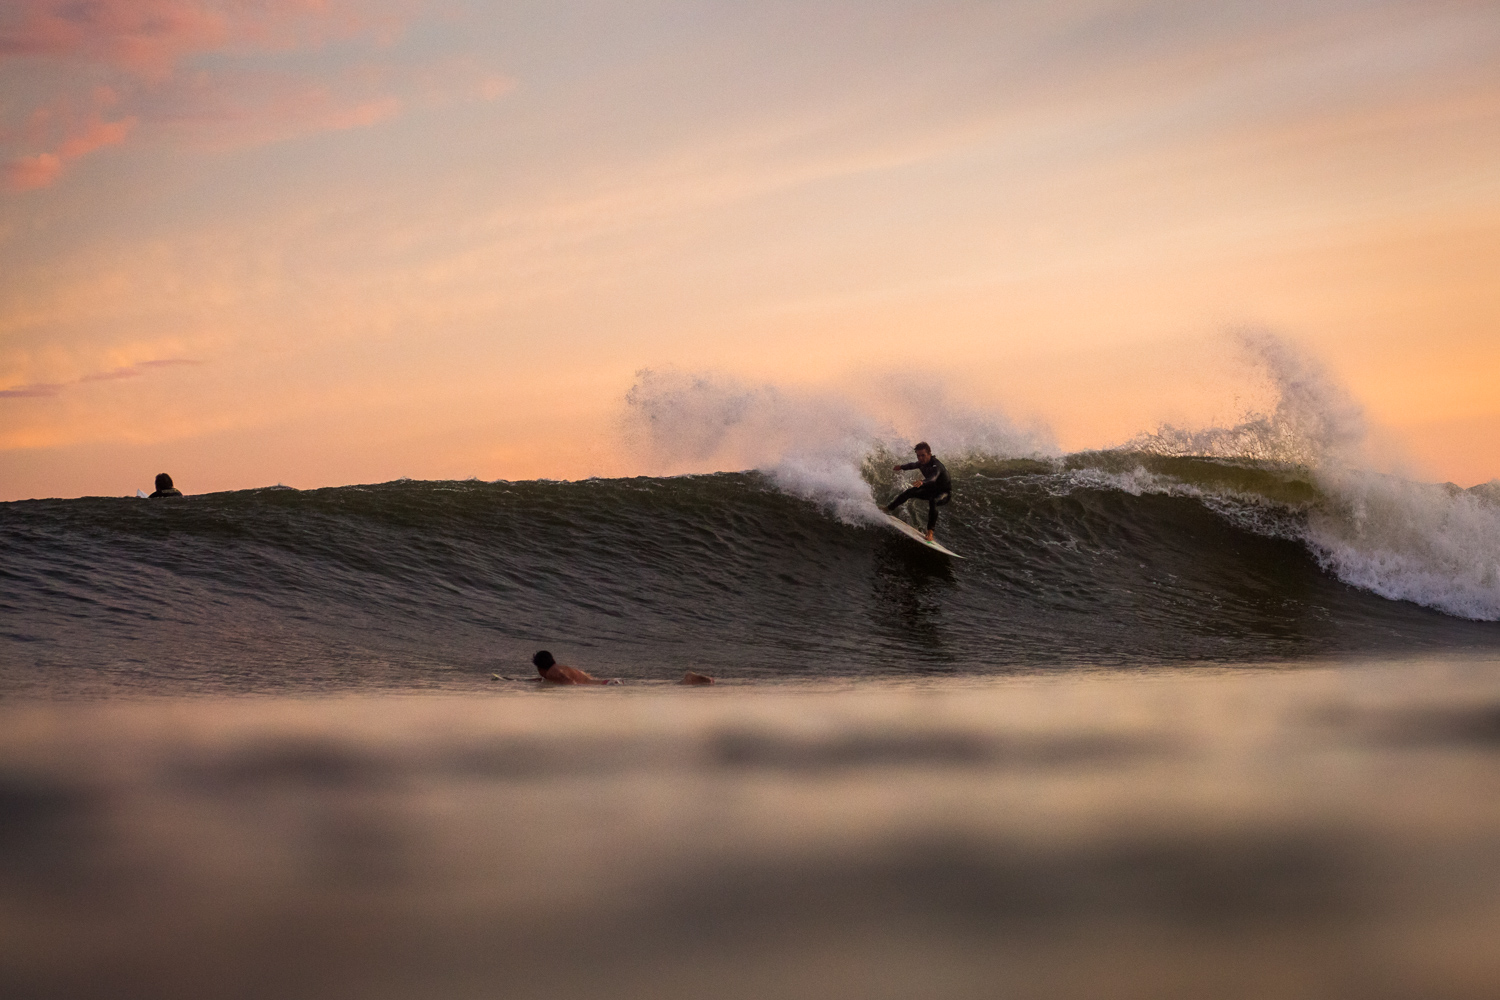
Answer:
top-left (2, 358), bottom-right (202, 398)
top-left (0, 0), bottom-right (498, 190)
top-left (0, 382), bottom-right (66, 398)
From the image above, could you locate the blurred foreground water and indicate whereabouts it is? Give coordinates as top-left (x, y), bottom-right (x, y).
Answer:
top-left (4, 660), bottom-right (1500, 1000)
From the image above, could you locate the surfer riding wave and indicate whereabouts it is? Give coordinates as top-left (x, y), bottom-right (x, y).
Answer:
top-left (883, 442), bottom-right (951, 541)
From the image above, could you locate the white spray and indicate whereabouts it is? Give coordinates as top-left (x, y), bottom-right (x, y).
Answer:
top-left (1130, 331), bottom-right (1500, 621)
top-left (622, 367), bottom-right (1055, 523)
top-left (1126, 330), bottom-right (1367, 468)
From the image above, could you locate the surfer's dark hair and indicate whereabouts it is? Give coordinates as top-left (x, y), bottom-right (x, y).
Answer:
top-left (913, 442), bottom-right (930, 454)
top-left (155, 472), bottom-right (173, 490)
top-left (532, 650), bottom-right (556, 672)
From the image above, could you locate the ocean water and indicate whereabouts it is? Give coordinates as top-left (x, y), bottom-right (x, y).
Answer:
top-left (3, 665), bottom-right (1500, 999)
top-left (3, 455), bottom-right (1499, 695)
top-left (4, 442), bottom-right (1500, 998)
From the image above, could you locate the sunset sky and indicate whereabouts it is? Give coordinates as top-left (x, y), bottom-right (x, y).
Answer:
top-left (2, 0), bottom-right (1497, 500)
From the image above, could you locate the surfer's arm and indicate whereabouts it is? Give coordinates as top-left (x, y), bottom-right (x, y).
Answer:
top-left (895, 461), bottom-right (940, 484)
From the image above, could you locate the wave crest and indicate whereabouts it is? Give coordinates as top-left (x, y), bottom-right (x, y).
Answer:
top-left (1306, 472), bottom-right (1500, 621)
top-left (1125, 331), bottom-right (1366, 467)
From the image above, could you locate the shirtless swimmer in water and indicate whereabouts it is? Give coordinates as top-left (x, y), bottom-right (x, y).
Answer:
top-left (531, 650), bottom-right (713, 685)
top-left (533, 650), bottom-right (614, 684)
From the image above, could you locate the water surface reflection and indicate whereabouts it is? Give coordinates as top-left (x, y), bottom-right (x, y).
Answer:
top-left (3, 661), bottom-right (1499, 999)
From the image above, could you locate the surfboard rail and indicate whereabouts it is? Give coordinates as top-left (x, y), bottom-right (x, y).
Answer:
top-left (878, 511), bottom-right (964, 558)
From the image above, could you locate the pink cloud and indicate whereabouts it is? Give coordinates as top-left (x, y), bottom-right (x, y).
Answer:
top-left (57, 115), bottom-right (136, 157)
top-left (3, 113), bottom-right (136, 190)
top-left (3, 152), bottom-right (62, 191)
top-left (1, 1), bottom-right (454, 191)
top-left (0, 2), bottom-right (217, 75)
top-left (0, 1), bottom-right (395, 78)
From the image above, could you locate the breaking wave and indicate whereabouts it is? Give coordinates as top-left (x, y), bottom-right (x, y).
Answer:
top-left (621, 333), bottom-right (1498, 623)
top-left (3, 335), bottom-right (1495, 695)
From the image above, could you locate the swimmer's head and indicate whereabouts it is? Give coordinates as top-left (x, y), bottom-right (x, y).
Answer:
top-left (913, 442), bottom-right (931, 461)
top-left (532, 650), bottom-right (556, 673)
top-left (155, 472), bottom-right (173, 491)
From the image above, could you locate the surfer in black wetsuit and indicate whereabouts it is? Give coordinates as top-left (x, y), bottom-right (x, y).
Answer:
top-left (884, 442), bottom-right (950, 541)
top-left (149, 473), bottom-right (182, 498)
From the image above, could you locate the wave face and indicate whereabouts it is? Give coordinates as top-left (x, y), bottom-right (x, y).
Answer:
top-left (4, 457), bottom-right (1498, 695)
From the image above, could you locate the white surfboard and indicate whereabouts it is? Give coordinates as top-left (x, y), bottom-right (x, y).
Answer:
top-left (879, 511), bottom-right (965, 559)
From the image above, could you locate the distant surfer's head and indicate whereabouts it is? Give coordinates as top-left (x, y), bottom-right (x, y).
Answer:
top-left (913, 442), bottom-right (931, 460)
top-left (532, 650), bottom-right (556, 673)
top-left (154, 473), bottom-right (173, 491)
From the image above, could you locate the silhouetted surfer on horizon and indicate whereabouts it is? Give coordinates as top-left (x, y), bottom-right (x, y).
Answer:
top-left (883, 442), bottom-right (951, 542)
top-left (148, 473), bottom-right (182, 498)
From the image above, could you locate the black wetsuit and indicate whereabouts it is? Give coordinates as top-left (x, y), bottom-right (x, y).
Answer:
top-left (148, 488), bottom-right (182, 498)
top-left (885, 456), bottom-right (951, 531)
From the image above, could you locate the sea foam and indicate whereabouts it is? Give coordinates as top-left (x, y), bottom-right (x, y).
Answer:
top-left (1306, 472), bottom-right (1500, 621)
